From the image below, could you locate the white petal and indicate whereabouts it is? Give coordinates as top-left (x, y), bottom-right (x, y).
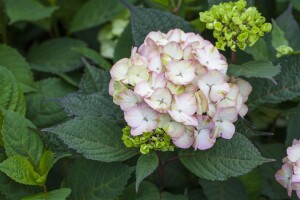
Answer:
top-left (127, 66), bottom-right (150, 86)
top-left (145, 88), bottom-right (172, 113)
top-left (163, 41), bottom-right (183, 59)
top-left (193, 129), bottom-right (216, 150)
top-left (287, 143), bottom-right (300, 162)
top-left (119, 89), bottom-right (142, 111)
top-left (220, 121), bottom-right (235, 139)
top-left (210, 83), bottom-right (230, 102)
top-left (166, 60), bottom-right (196, 85)
top-left (134, 81), bottom-right (153, 98)
top-left (110, 58), bottom-right (130, 81)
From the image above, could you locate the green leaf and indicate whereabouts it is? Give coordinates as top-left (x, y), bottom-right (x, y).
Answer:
top-left (239, 169), bottom-right (263, 200)
top-left (79, 65), bottom-right (110, 95)
top-left (28, 38), bottom-right (87, 73)
top-left (228, 60), bottom-right (281, 81)
top-left (0, 45), bottom-right (35, 93)
top-left (125, 3), bottom-right (195, 46)
top-left (70, 0), bottom-right (125, 32)
top-left (59, 93), bottom-right (123, 122)
top-left (114, 24), bottom-right (133, 62)
top-left (62, 159), bottom-right (132, 200)
top-left (248, 55), bottom-right (300, 110)
top-left (271, 20), bottom-right (289, 49)
top-left (1, 110), bottom-right (44, 166)
top-left (45, 117), bottom-right (138, 162)
top-left (136, 152), bottom-right (158, 192)
top-left (26, 78), bottom-right (76, 128)
top-left (208, 0), bottom-right (253, 8)
top-left (0, 66), bottom-right (26, 115)
top-left (235, 118), bottom-right (262, 138)
top-left (286, 108), bottom-right (300, 146)
top-left (179, 133), bottom-right (271, 181)
top-left (5, 0), bottom-right (58, 24)
top-left (22, 188), bottom-right (71, 200)
top-left (276, 5), bottom-right (300, 50)
top-left (199, 178), bottom-right (247, 200)
top-left (0, 156), bottom-right (41, 186)
top-left (72, 47), bottom-right (111, 70)
top-left (244, 38), bottom-right (272, 61)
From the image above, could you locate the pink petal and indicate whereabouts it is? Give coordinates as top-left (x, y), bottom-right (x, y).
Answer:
top-left (287, 143), bottom-right (300, 162)
top-left (165, 122), bottom-right (185, 139)
top-left (215, 107), bottom-right (238, 122)
top-left (118, 90), bottom-right (142, 111)
top-left (166, 60), bottom-right (196, 85)
top-left (196, 115), bottom-right (215, 130)
top-left (124, 106), bottom-right (144, 127)
top-left (145, 88), bottom-right (172, 113)
top-left (163, 41), bottom-right (183, 59)
top-left (193, 129), bottom-right (216, 150)
top-left (220, 121), bottom-right (235, 139)
top-left (134, 81), bottom-right (153, 98)
top-left (210, 83), bottom-right (230, 102)
top-left (110, 58), bottom-right (130, 82)
top-left (172, 126), bottom-right (194, 148)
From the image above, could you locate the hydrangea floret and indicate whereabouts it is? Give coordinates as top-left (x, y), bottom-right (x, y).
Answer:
top-left (275, 139), bottom-right (300, 198)
top-left (199, 0), bottom-right (272, 51)
top-left (276, 45), bottom-right (294, 58)
top-left (109, 29), bottom-right (252, 154)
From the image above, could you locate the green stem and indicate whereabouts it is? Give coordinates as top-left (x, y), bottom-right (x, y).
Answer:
top-left (156, 151), bottom-right (165, 194)
top-left (43, 185), bottom-right (48, 200)
top-left (172, 0), bottom-right (183, 14)
top-left (0, 0), bottom-right (8, 44)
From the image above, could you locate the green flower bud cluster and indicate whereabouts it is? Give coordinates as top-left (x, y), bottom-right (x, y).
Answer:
top-left (276, 45), bottom-right (294, 58)
top-left (199, 0), bottom-right (272, 51)
top-left (121, 126), bottom-right (175, 154)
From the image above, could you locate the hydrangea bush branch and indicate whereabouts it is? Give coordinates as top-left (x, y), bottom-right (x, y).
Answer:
top-left (109, 29), bottom-right (252, 154)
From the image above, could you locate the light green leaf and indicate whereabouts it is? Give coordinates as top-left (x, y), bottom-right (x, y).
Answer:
top-left (286, 108), bottom-right (300, 146)
top-left (26, 78), bottom-right (76, 128)
top-left (125, 2), bottom-right (195, 46)
top-left (0, 156), bottom-right (41, 186)
top-left (199, 178), bottom-right (247, 200)
top-left (244, 38), bottom-right (272, 61)
top-left (70, 0), bottom-right (124, 32)
top-left (136, 152), bottom-right (158, 192)
top-left (28, 38), bottom-right (87, 73)
top-left (22, 188), bottom-right (71, 200)
top-left (0, 153), bottom-right (39, 199)
top-left (5, 0), bottom-right (58, 24)
top-left (63, 159), bottom-right (132, 200)
top-left (271, 20), bottom-right (289, 49)
top-left (276, 5), bottom-right (300, 50)
top-left (45, 117), bottom-right (138, 162)
top-left (79, 65), bottom-right (110, 95)
top-left (59, 93), bottom-right (123, 122)
top-left (0, 45), bottom-right (35, 93)
top-left (0, 66), bottom-right (26, 115)
top-left (228, 60), bottom-right (281, 81)
top-left (1, 110), bottom-right (44, 166)
top-left (72, 47), bottom-right (111, 70)
top-left (179, 133), bottom-right (271, 181)
top-left (114, 24), bottom-right (133, 62)
top-left (248, 55), bottom-right (300, 110)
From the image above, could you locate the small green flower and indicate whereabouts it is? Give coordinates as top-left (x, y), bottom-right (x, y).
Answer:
top-left (276, 45), bottom-right (294, 58)
top-left (121, 126), bottom-right (175, 154)
top-left (199, 0), bottom-right (272, 51)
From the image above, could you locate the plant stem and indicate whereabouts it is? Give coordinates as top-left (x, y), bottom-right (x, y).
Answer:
top-left (0, 0), bottom-right (8, 44)
top-left (163, 156), bottom-right (179, 166)
top-left (156, 151), bottom-right (165, 193)
top-left (173, 0), bottom-right (183, 14)
top-left (43, 185), bottom-right (48, 200)
top-left (231, 51), bottom-right (236, 64)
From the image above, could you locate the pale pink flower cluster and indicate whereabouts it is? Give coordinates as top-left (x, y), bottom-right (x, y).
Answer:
top-left (275, 139), bottom-right (300, 199)
top-left (109, 29), bottom-right (252, 150)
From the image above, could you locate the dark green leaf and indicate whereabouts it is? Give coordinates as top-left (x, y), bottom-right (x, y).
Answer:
top-left (0, 156), bottom-right (41, 186)
top-left (126, 3), bottom-right (195, 46)
top-left (0, 66), bottom-right (26, 115)
top-left (228, 60), bottom-right (281, 80)
top-left (79, 65), bottom-right (110, 95)
top-left (1, 110), bottom-right (44, 166)
top-left (276, 5), bottom-right (300, 50)
top-left (286, 109), bottom-right (300, 146)
top-left (0, 45), bottom-right (35, 93)
top-left (5, 0), bottom-right (58, 24)
top-left (26, 78), bottom-right (76, 128)
top-left (271, 20), bottom-right (289, 49)
top-left (45, 117), bottom-right (138, 162)
top-left (136, 152), bottom-right (158, 192)
top-left (114, 24), bottom-right (133, 62)
top-left (70, 0), bottom-right (125, 32)
top-left (239, 169), bottom-right (263, 200)
top-left (244, 38), bottom-right (272, 61)
top-left (59, 93), bottom-right (123, 122)
top-left (22, 188), bottom-right (71, 200)
top-left (28, 38), bottom-right (87, 73)
top-left (63, 159), bottom-right (132, 200)
top-left (248, 55), bottom-right (300, 110)
top-left (199, 178), bottom-right (247, 200)
top-left (72, 47), bottom-right (111, 70)
top-left (235, 118), bottom-right (261, 137)
top-left (179, 133), bottom-right (271, 181)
